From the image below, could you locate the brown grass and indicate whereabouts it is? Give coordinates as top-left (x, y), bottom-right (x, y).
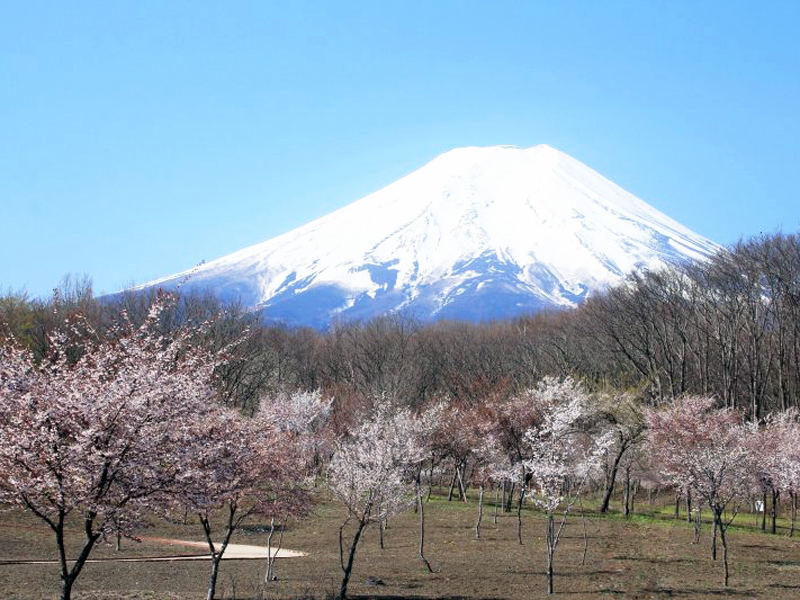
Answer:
top-left (2, 493), bottom-right (800, 599)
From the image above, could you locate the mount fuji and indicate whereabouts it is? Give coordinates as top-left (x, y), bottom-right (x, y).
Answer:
top-left (136, 145), bottom-right (719, 328)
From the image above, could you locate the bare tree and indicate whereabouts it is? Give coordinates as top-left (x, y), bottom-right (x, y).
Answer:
top-left (595, 391), bottom-right (647, 513)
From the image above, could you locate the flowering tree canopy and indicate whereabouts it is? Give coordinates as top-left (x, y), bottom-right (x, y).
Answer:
top-left (647, 396), bottom-right (754, 514)
top-left (261, 388), bottom-right (334, 465)
top-left (328, 399), bottom-right (424, 526)
top-left (327, 398), bottom-right (428, 599)
top-left (647, 395), bottom-right (756, 586)
top-left (524, 378), bottom-right (609, 513)
top-left (0, 293), bottom-right (223, 600)
top-left (176, 402), bottom-right (312, 600)
top-left (521, 377), bottom-right (611, 594)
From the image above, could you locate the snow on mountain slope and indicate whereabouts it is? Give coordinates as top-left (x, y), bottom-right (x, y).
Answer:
top-left (138, 145), bottom-right (719, 327)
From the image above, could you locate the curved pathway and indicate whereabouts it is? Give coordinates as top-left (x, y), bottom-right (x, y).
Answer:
top-left (0, 526), bottom-right (306, 564)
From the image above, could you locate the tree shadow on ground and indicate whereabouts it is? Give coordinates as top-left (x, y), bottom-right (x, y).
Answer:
top-left (612, 555), bottom-right (697, 563)
top-left (637, 587), bottom-right (758, 596)
top-left (769, 583), bottom-right (800, 590)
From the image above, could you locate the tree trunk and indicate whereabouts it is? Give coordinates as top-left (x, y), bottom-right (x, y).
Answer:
top-left (600, 441), bottom-right (626, 513)
top-left (711, 513), bottom-right (718, 561)
top-left (427, 455), bottom-right (435, 501)
top-left (56, 518), bottom-right (72, 600)
top-left (506, 482), bottom-right (516, 512)
top-left (546, 513), bottom-right (555, 594)
top-left (340, 520), bottom-right (367, 600)
top-left (693, 508), bottom-right (702, 544)
top-left (517, 486), bottom-right (526, 545)
top-left (623, 469), bottom-right (632, 517)
top-left (761, 490), bottom-right (767, 531)
top-left (416, 482), bottom-right (433, 573)
top-left (265, 518), bottom-right (276, 582)
top-left (60, 580), bottom-right (74, 600)
top-left (201, 503), bottom-right (238, 600)
top-left (715, 510), bottom-right (730, 586)
top-left (57, 512), bottom-right (101, 600)
top-left (206, 555), bottom-right (223, 600)
top-left (447, 468), bottom-right (458, 501)
top-left (456, 461), bottom-right (468, 502)
top-left (722, 529), bottom-right (730, 587)
top-left (771, 487), bottom-right (779, 534)
top-left (265, 517), bottom-right (285, 583)
top-left (581, 510), bottom-right (589, 565)
top-left (475, 485), bottom-right (484, 539)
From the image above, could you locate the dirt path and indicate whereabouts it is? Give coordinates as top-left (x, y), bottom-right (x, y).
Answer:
top-left (0, 528), bottom-right (307, 565)
top-left (139, 536), bottom-right (307, 559)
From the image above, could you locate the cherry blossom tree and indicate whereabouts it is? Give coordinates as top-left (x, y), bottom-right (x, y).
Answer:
top-left (427, 403), bottom-right (473, 503)
top-left (176, 405), bottom-right (311, 600)
top-left (522, 377), bottom-right (611, 595)
top-left (407, 400), bottom-right (445, 573)
top-left (256, 388), bottom-right (333, 582)
top-left (0, 293), bottom-right (222, 600)
top-left (261, 388), bottom-right (334, 471)
top-left (327, 398), bottom-right (425, 599)
top-left (647, 396), bottom-right (756, 586)
top-left (774, 415), bottom-right (800, 536)
top-left (264, 389), bottom-right (333, 435)
top-left (483, 388), bottom-right (548, 542)
top-left (756, 409), bottom-right (800, 535)
top-left (470, 432), bottom-right (501, 540)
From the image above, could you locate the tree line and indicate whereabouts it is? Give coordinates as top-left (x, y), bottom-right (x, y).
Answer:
top-left (4, 231), bottom-right (799, 416)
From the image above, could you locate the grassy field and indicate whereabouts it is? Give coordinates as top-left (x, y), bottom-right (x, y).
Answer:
top-left (2, 492), bottom-right (800, 599)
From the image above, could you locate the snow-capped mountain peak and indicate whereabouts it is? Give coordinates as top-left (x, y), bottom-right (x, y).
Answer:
top-left (137, 145), bottom-right (718, 327)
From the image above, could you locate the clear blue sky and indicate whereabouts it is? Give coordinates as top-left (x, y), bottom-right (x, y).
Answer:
top-left (2, 1), bottom-right (799, 299)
